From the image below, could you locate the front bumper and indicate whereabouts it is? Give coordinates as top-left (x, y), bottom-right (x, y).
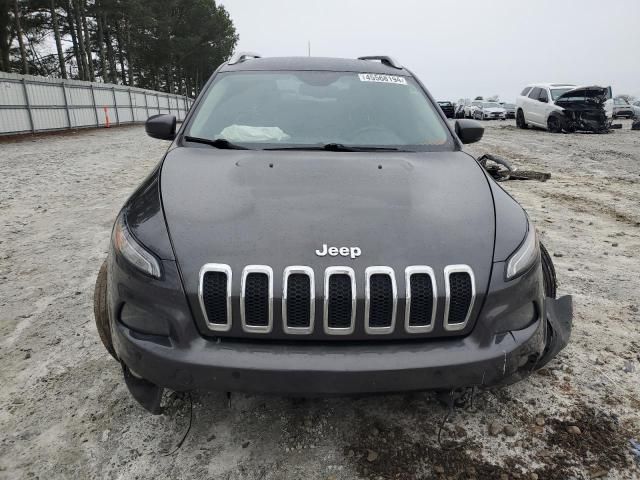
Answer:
top-left (483, 113), bottom-right (506, 120)
top-left (112, 298), bottom-right (574, 396)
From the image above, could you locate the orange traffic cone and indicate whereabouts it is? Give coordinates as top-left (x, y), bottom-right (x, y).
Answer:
top-left (104, 107), bottom-right (110, 128)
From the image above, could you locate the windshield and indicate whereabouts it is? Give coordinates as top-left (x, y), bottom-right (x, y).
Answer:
top-left (550, 88), bottom-right (575, 100)
top-left (482, 102), bottom-right (500, 108)
top-left (187, 71), bottom-right (451, 150)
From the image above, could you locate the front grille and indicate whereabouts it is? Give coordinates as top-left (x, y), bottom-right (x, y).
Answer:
top-left (244, 273), bottom-right (269, 325)
top-left (241, 266), bottom-right (273, 332)
top-left (365, 267), bottom-right (396, 333)
top-left (409, 274), bottom-right (434, 326)
top-left (202, 272), bottom-right (228, 324)
top-left (449, 273), bottom-right (472, 323)
top-left (368, 274), bottom-right (393, 327)
top-left (285, 273), bottom-right (312, 329)
top-left (444, 266), bottom-right (475, 331)
top-left (198, 264), bottom-right (476, 336)
top-left (199, 264), bottom-right (232, 331)
top-left (327, 274), bottom-right (354, 329)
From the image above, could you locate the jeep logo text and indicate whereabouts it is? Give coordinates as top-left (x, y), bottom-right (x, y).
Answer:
top-left (315, 243), bottom-right (361, 259)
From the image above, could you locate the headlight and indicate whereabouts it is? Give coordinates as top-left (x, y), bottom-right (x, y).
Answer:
top-left (112, 213), bottom-right (162, 278)
top-left (505, 220), bottom-right (539, 280)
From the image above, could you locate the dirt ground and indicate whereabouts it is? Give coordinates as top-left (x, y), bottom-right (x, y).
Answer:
top-left (1, 121), bottom-right (639, 480)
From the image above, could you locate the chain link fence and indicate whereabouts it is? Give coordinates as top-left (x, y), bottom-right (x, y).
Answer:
top-left (0, 72), bottom-right (194, 135)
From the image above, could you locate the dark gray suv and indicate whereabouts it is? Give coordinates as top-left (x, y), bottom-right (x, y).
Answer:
top-left (93, 54), bottom-right (572, 413)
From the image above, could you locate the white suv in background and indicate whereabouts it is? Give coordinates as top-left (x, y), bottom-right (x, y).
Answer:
top-left (464, 100), bottom-right (482, 118)
top-left (516, 83), bottom-right (613, 132)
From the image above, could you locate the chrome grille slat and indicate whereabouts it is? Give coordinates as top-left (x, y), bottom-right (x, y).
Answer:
top-left (443, 264), bottom-right (475, 331)
top-left (241, 265), bottom-right (273, 333)
top-left (198, 263), bottom-right (232, 332)
top-left (323, 266), bottom-right (356, 335)
top-left (404, 266), bottom-right (437, 334)
top-left (283, 266), bottom-right (315, 335)
top-left (365, 266), bottom-right (397, 334)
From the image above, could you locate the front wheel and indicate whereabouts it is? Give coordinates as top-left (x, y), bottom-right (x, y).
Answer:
top-left (516, 109), bottom-right (528, 129)
top-left (547, 115), bottom-right (562, 133)
top-left (94, 260), bottom-right (118, 360)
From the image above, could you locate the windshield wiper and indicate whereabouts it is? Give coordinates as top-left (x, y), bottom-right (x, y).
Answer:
top-left (265, 143), bottom-right (401, 152)
top-left (183, 136), bottom-right (250, 150)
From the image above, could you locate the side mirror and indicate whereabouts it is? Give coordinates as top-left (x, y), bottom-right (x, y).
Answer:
top-left (145, 114), bottom-right (176, 140)
top-left (455, 119), bottom-right (484, 144)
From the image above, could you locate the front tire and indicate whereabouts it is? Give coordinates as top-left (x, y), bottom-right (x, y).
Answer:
top-left (516, 109), bottom-right (528, 129)
top-left (547, 115), bottom-right (562, 133)
top-left (94, 260), bottom-right (118, 360)
top-left (540, 243), bottom-right (557, 299)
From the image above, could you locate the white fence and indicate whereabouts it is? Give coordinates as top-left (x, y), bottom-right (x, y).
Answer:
top-left (0, 72), bottom-right (194, 135)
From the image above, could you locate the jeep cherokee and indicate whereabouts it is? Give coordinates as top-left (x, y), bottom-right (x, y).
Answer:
top-left (94, 54), bottom-right (573, 413)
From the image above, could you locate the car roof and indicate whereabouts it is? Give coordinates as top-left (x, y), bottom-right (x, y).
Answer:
top-left (219, 56), bottom-right (411, 76)
top-left (524, 83), bottom-right (576, 89)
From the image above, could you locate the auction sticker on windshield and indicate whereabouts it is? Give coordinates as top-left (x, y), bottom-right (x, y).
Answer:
top-left (358, 73), bottom-right (407, 85)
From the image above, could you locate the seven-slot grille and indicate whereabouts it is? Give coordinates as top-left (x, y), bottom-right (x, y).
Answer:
top-left (198, 264), bottom-right (475, 335)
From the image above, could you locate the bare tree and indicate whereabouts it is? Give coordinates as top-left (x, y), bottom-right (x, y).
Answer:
top-left (13, 0), bottom-right (28, 73)
top-left (50, 0), bottom-right (67, 78)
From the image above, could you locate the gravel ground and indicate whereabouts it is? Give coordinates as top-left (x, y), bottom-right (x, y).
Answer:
top-left (1, 121), bottom-right (639, 479)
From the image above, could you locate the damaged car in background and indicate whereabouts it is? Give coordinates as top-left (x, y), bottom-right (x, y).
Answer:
top-left (516, 83), bottom-right (614, 133)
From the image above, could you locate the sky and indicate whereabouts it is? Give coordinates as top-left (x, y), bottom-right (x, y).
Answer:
top-left (218, 0), bottom-right (640, 102)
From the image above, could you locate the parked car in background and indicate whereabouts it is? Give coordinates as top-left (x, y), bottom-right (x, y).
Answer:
top-left (632, 101), bottom-right (640, 118)
top-left (474, 102), bottom-right (506, 120)
top-left (464, 100), bottom-right (482, 118)
top-left (437, 101), bottom-right (455, 118)
top-left (516, 83), bottom-right (613, 133)
top-left (613, 97), bottom-right (634, 118)
top-left (454, 103), bottom-right (466, 118)
top-left (502, 103), bottom-right (516, 119)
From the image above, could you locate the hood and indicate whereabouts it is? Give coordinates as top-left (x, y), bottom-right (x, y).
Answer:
top-left (161, 147), bottom-right (496, 322)
top-left (555, 85), bottom-right (611, 105)
top-left (483, 107), bottom-right (505, 113)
